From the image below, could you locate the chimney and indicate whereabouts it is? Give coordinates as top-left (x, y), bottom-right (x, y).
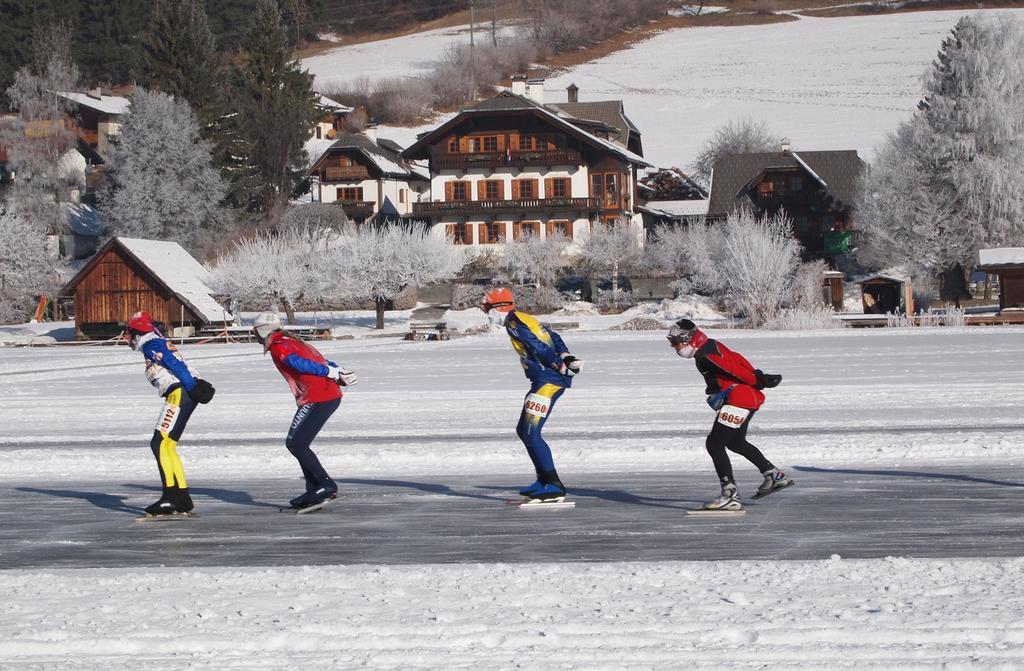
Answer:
top-left (527, 78), bottom-right (545, 105)
top-left (363, 124), bottom-right (377, 143)
top-left (567, 83), bottom-right (579, 103)
top-left (87, 87), bottom-right (103, 100)
top-left (511, 74), bottom-right (528, 96)
top-left (781, 138), bottom-right (791, 154)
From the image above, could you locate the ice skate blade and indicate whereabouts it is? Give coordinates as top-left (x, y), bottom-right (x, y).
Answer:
top-left (286, 500), bottom-right (330, 515)
top-left (751, 481), bottom-right (795, 499)
top-left (135, 512), bottom-right (200, 522)
top-left (517, 498), bottom-right (575, 510)
top-left (686, 508), bottom-right (746, 517)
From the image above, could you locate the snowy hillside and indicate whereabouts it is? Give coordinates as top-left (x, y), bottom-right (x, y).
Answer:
top-left (307, 8), bottom-right (1024, 167)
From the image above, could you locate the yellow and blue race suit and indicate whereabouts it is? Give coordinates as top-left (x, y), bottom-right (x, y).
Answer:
top-left (503, 310), bottom-right (573, 483)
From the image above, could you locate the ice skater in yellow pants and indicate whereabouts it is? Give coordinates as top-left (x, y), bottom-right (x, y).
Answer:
top-left (125, 311), bottom-right (215, 516)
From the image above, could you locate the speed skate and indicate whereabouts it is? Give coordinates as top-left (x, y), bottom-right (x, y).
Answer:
top-left (685, 507), bottom-right (746, 517)
top-left (509, 496), bottom-right (576, 510)
top-left (134, 512), bottom-right (200, 522)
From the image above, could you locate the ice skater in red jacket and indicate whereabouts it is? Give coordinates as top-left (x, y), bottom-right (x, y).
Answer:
top-left (667, 318), bottom-right (794, 511)
top-left (253, 312), bottom-right (357, 511)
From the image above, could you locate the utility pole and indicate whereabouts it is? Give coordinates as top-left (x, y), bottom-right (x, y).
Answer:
top-left (469, 0), bottom-right (476, 101)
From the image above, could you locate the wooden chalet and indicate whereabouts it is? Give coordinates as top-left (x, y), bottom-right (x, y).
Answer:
top-left (976, 248), bottom-right (1024, 312)
top-left (707, 145), bottom-right (865, 260)
top-left (60, 237), bottom-right (233, 340)
top-left (308, 130), bottom-right (428, 222)
top-left (401, 78), bottom-right (651, 247)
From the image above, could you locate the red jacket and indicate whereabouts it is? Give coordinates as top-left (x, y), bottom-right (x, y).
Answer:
top-left (265, 331), bottom-right (342, 406)
top-left (694, 338), bottom-right (766, 410)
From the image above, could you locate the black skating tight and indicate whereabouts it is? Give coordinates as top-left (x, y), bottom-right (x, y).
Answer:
top-left (705, 410), bottom-right (774, 487)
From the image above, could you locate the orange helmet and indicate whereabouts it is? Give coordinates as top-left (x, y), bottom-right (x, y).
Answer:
top-left (482, 287), bottom-right (515, 313)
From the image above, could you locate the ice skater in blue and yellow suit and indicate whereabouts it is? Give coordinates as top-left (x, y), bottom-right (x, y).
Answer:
top-left (482, 287), bottom-right (582, 502)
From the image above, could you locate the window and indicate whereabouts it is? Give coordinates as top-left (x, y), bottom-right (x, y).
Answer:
top-left (547, 177), bottom-right (570, 199)
top-left (448, 181), bottom-right (469, 201)
top-left (547, 220), bottom-right (572, 240)
top-left (518, 135), bottom-right (536, 151)
top-left (448, 137), bottom-right (459, 153)
top-left (478, 221), bottom-right (505, 244)
top-left (338, 187), bottom-right (363, 201)
top-left (515, 221), bottom-right (541, 239)
top-left (478, 180), bottom-right (504, 201)
top-left (446, 223), bottom-right (472, 244)
top-left (482, 135), bottom-right (498, 152)
top-left (468, 135), bottom-right (499, 153)
top-left (758, 180), bottom-right (774, 199)
top-left (315, 126), bottom-right (322, 139)
top-left (789, 175), bottom-right (803, 191)
top-left (399, 189), bottom-right (405, 204)
top-left (590, 173), bottom-right (623, 208)
top-left (513, 179), bottom-right (536, 200)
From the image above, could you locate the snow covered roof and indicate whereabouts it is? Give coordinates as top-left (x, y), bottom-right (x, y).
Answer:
top-left (310, 132), bottom-right (428, 181)
top-left (56, 91), bottom-right (130, 116)
top-left (645, 199), bottom-right (709, 217)
top-left (113, 238), bottom-right (232, 323)
top-left (977, 247), bottom-right (1024, 268)
top-left (316, 93), bottom-right (354, 113)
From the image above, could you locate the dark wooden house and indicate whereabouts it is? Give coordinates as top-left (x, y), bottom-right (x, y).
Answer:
top-left (976, 247), bottom-right (1024, 312)
top-left (707, 146), bottom-right (864, 260)
top-left (60, 237), bottom-right (233, 340)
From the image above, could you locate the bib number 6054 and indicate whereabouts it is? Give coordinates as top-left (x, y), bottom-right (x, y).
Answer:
top-left (716, 404), bottom-right (750, 428)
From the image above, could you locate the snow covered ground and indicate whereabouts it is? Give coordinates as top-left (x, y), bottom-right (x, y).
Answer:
top-left (308, 8), bottom-right (1024, 167)
top-left (1, 326), bottom-right (1023, 667)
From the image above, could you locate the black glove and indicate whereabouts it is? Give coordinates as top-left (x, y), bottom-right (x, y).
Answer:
top-left (754, 369), bottom-right (782, 389)
top-left (562, 355), bottom-right (583, 376)
top-left (190, 379), bottom-right (216, 404)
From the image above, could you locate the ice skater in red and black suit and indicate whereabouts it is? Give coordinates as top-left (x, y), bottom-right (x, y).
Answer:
top-left (667, 318), bottom-right (794, 511)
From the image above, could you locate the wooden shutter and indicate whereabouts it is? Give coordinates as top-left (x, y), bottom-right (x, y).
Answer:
top-left (527, 179), bottom-right (538, 200)
top-left (477, 223), bottom-right (487, 244)
top-left (496, 181), bottom-right (505, 200)
top-left (544, 178), bottom-right (554, 199)
top-left (513, 222), bottom-right (521, 239)
top-left (511, 180), bottom-right (520, 200)
top-left (477, 181), bottom-right (485, 200)
top-left (445, 181), bottom-right (453, 201)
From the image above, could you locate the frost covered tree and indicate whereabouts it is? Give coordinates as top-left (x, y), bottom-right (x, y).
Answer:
top-left (0, 200), bottom-right (57, 323)
top-left (211, 226), bottom-right (329, 323)
top-left (689, 117), bottom-right (778, 189)
top-left (279, 203), bottom-right (351, 234)
top-left (334, 223), bottom-right (465, 329)
top-left (499, 231), bottom-right (568, 288)
top-left (578, 220), bottom-right (642, 307)
top-left (99, 88), bottom-right (230, 253)
top-left (646, 220), bottom-right (726, 296)
top-left (857, 14), bottom-right (1024, 293)
top-left (720, 210), bottom-right (801, 327)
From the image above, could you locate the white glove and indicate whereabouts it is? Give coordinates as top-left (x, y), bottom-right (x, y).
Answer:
top-left (326, 366), bottom-right (358, 386)
top-left (562, 355), bottom-right (583, 376)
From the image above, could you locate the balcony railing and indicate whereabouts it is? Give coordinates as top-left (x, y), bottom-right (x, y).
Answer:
top-left (335, 200), bottom-right (376, 216)
top-left (323, 165), bottom-right (369, 181)
top-left (413, 197), bottom-right (600, 217)
top-left (432, 149), bottom-right (582, 171)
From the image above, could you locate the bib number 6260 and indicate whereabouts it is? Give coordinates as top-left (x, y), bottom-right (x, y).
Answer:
top-left (524, 393), bottom-right (551, 418)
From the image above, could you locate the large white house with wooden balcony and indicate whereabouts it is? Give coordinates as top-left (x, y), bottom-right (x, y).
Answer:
top-left (400, 79), bottom-right (651, 248)
top-left (308, 129), bottom-right (428, 223)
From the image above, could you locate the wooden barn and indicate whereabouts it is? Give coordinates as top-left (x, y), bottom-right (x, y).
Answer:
top-left (60, 237), bottom-right (233, 340)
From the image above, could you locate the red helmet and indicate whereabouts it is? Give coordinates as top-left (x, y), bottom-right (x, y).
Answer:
top-left (482, 287), bottom-right (515, 313)
top-left (126, 310), bottom-right (156, 333)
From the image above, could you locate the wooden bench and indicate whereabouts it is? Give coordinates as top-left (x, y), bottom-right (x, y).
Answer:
top-left (405, 321), bottom-right (450, 341)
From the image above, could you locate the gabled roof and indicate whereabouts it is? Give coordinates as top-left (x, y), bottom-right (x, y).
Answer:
top-left (546, 100), bottom-right (639, 147)
top-left (310, 132), bottom-right (427, 181)
top-left (977, 247), bottom-right (1024, 268)
top-left (707, 150), bottom-right (864, 217)
top-left (62, 237), bottom-right (232, 323)
top-left (402, 91), bottom-right (651, 167)
top-left (316, 93), bottom-right (354, 113)
top-left (56, 91), bottom-right (130, 116)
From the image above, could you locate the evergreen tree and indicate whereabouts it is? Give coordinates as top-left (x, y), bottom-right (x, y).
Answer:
top-left (99, 88), bottom-right (231, 253)
top-left (222, 0), bottom-right (318, 213)
top-left (136, 0), bottom-right (220, 112)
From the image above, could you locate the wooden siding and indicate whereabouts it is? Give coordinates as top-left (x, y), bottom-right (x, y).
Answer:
top-left (71, 247), bottom-right (199, 336)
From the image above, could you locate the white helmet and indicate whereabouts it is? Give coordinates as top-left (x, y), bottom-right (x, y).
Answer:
top-left (253, 312), bottom-right (283, 343)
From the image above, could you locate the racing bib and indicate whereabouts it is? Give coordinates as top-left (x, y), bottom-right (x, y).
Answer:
top-left (524, 393), bottom-right (552, 418)
top-left (156, 402), bottom-right (180, 435)
top-left (716, 404), bottom-right (750, 429)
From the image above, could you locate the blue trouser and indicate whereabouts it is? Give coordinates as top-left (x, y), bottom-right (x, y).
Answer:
top-left (515, 380), bottom-right (565, 479)
top-left (286, 398), bottom-right (340, 492)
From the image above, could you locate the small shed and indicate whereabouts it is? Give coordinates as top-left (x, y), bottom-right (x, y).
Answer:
top-left (976, 247), bottom-right (1024, 311)
top-left (60, 237), bottom-right (233, 340)
top-left (823, 270), bottom-right (844, 311)
top-left (857, 273), bottom-right (914, 315)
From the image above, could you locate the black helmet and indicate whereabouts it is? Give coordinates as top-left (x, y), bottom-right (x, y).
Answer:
top-left (667, 318), bottom-right (698, 345)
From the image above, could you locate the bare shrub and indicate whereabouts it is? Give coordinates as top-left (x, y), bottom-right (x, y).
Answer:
top-left (689, 118), bottom-right (779, 189)
top-left (763, 305), bottom-right (842, 331)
